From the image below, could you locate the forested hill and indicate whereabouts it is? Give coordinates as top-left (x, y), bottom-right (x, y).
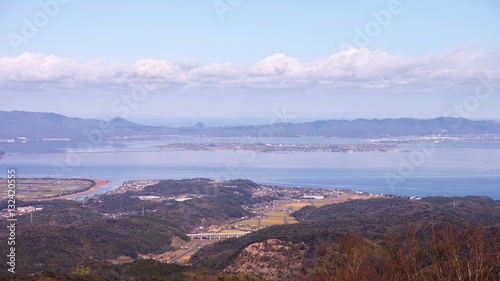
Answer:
top-left (191, 196), bottom-right (500, 280)
top-left (1, 110), bottom-right (500, 139)
top-left (0, 110), bottom-right (163, 139)
top-left (0, 179), bottom-right (499, 280)
top-left (0, 179), bottom-right (267, 275)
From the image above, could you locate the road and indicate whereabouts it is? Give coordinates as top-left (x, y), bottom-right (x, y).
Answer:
top-left (169, 240), bottom-right (206, 263)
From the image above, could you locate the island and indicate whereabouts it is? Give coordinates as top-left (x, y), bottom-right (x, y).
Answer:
top-left (151, 142), bottom-right (400, 153)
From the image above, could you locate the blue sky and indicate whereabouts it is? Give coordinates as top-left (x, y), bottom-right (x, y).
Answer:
top-left (0, 0), bottom-right (499, 124)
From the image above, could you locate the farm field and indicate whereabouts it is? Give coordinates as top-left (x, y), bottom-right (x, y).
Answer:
top-left (0, 178), bottom-right (110, 200)
top-left (219, 229), bottom-right (247, 233)
top-left (279, 201), bottom-right (313, 210)
top-left (236, 193), bottom-right (382, 231)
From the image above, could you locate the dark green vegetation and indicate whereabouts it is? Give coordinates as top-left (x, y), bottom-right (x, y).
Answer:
top-left (0, 200), bottom-right (182, 274)
top-left (191, 196), bottom-right (500, 280)
top-left (0, 259), bottom-right (265, 281)
top-left (143, 178), bottom-right (254, 197)
top-left (2, 179), bottom-right (499, 280)
top-left (94, 179), bottom-right (268, 232)
top-left (0, 179), bottom-right (269, 276)
top-left (1, 110), bottom-right (499, 139)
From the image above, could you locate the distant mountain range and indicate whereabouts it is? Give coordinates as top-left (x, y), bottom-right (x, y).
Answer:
top-left (1, 110), bottom-right (499, 139)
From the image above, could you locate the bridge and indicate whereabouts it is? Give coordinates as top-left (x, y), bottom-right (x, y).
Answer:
top-left (187, 232), bottom-right (252, 240)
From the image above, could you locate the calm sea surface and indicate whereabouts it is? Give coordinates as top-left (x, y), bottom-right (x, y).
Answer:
top-left (1, 137), bottom-right (499, 200)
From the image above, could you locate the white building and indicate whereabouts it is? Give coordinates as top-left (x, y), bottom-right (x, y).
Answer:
top-left (302, 195), bottom-right (324, 200)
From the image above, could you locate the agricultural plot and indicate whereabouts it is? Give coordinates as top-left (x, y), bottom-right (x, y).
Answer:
top-left (260, 217), bottom-right (284, 227)
top-left (0, 178), bottom-right (106, 200)
top-left (220, 229), bottom-right (247, 233)
top-left (238, 218), bottom-right (259, 227)
top-left (234, 194), bottom-right (380, 232)
top-left (264, 210), bottom-right (288, 217)
top-left (280, 201), bottom-right (313, 210)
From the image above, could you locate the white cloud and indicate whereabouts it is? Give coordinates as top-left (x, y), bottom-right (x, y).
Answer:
top-left (190, 63), bottom-right (238, 77)
top-left (133, 59), bottom-right (184, 80)
top-left (249, 53), bottom-right (300, 76)
top-left (0, 52), bottom-right (78, 82)
top-left (0, 48), bottom-right (498, 93)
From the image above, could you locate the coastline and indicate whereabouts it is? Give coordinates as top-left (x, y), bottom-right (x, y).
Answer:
top-left (37, 179), bottom-right (112, 200)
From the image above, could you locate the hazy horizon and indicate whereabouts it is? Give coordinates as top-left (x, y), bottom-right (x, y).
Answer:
top-left (3, 109), bottom-right (500, 128)
top-left (1, 1), bottom-right (499, 120)
top-left (1, 2), bottom-right (500, 276)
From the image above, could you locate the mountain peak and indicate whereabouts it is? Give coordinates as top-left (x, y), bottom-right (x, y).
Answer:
top-left (106, 117), bottom-right (144, 128)
top-left (193, 122), bottom-right (206, 129)
top-left (109, 117), bottom-right (128, 123)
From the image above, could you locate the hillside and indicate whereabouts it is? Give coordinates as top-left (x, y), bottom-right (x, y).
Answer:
top-left (1, 110), bottom-right (500, 139)
top-left (0, 259), bottom-right (265, 280)
top-left (0, 179), bottom-right (270, 275)
top-left (190, 196), bottom-right (500, 280)
top-left (0, 111), bottom-right (165, 139)
top-left (1, 180), bottom-right (499, 280)
top-left (0, 199), bottom-right (185, 274)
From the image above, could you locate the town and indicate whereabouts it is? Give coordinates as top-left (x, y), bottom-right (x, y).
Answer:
top-left (69, 179), bottom-right (389, 264)
top-left (151, 142), bottom-right (400, 153)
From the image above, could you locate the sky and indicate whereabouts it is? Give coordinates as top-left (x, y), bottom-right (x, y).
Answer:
top-left (0, 0), bottom-right (499, 125)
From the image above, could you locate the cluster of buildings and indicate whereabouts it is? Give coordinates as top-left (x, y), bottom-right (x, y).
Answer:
top-left (0, 137), bottom-right (71, 143)
top-left (0, 137), bottom-right (30, 143)
top-left (372, 134), bottom-right (500, 144)
top-left (251, 184), bottom-right (349, 199)
top-left (138, 254), bottom-right (170, 263)
top-left (0, 205), bottom-right (44, 219)
top-left (100, 209), bottom-right (155, 219)
top-left (151, 142), bottom-right (399, 153)
top-left (112, 180), bottom-right (160, 193)
top-left (132, 194), bottom-right (206, 202)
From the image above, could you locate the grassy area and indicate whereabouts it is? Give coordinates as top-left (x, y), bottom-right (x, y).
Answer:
top-left (311, 200), bottom-right (333, 207)
top-left (238, 226), bottom-right (254, 231)
top-left (280, 201), bottom-right (313, 210)
top-left (179, 255), bottom-right (191, 262)
top-left (260, 218), bottom-right (285, 226)
top-left (149, 239), bottom-right (203, 262)
top-left (171, 237), bottom-right (187, 248)
top-left (0, 178), bottom-right (102, 200)
top-left (220, 229), bottom-right (247, 233)
top-left (109, 255), bottom-right (135, 264)
top-left (239, 218), bottom-right (259, 227)
top-left (234, 195), bottom-right (382, 232)
top-left (238, 201), bottom-right (320, 229)
top-left (264, 210), bottom-right (288, 217)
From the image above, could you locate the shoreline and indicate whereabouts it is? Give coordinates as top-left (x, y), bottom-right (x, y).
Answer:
top-left (37, 179), bottom-right (112, 200)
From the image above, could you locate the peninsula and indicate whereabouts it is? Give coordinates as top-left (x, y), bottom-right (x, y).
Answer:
top-left (150, 142), bottom-right (400, 153)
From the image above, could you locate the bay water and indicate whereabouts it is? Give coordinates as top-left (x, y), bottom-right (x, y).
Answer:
top-left (1, 137), bottom-right (499, 200)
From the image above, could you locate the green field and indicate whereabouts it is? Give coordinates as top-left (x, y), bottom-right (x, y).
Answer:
top-left (260, 218), bottom-right (285, 226)
top-left (0, 178), bottom-right (96, 200)
top-left (239, 218), bottom-right (259, 227)
top-left (280, 201), bottom-right (313, 210)
top-left (264, 210), bottom-right (288, 217)
top-left (238, 209), bottom-right (299, 229)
